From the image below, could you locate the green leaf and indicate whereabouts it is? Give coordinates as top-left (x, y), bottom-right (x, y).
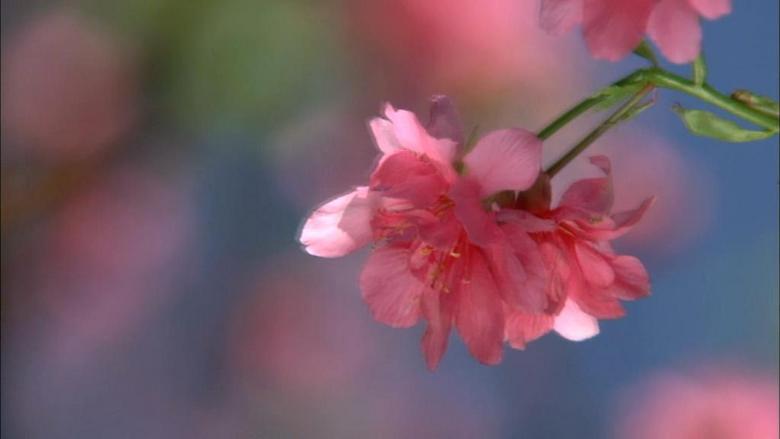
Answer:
top-left (731, 90), bottom-right (780, 117)
top-left (594, 83), bottom-right (643, 110)
top-left (633, 41), bottom-right (659, 66)
top-left (693, 54), bottom-right (707, 87)
top-left (673, 106), bottom-right (778, 142)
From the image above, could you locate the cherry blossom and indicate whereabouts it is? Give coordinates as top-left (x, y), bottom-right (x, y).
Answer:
top-left (501, 156), bottom-right (653, 346)
top-left (300, 96), bottom-right (547, 368)
top-left (540, 0), bottom-right (732, 63)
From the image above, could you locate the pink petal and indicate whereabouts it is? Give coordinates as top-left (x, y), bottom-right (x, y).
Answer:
top-left (537, 239), bottom-right (570, 313)
top-left (496, 223), bottom-right (549, 312)
top-left (583, 0), bottom-right (656, 61)
top-left (609, 255), bottom-right (651, 299)
top-left (552, 205), bottom-right (593, 223)
top-left (369, 116), bottom-right (401, 155)
top-left (589, 155), bottom-right (612, 174)
top-left (299, 187), bottom-right (374, 257)
top-left (463, 128), bottom-right (542, 197)
top-left (559, 155), bottom-right (613, 214)
top-left (417, 210), bottom-right (462, 250)
top-left (688, 0), bottom-right (731, 20)
top-left (612, 196), bottom-right (656, 227)
top-left (454, 251), bottom-right (505, 365)
top-left (504, 309), bottom-right (554, 349)
top-left (427, 95), bottom-right (463, 143)
top-left (370, 150), bottom-right (449, 207)
top-left (579, 196), bottom-right (655, 241)
top-left (647, 0), bottom-right (702, 64)
top-left (384, 103), bottom-right (457, 167)
top-left (496, 209), bottom-right (557, 233)
top-left (553, 299), bottom-right (600, 341)
top-left (421, 285), bottom-right (455, 370)
top-left (503, 223), bottom-right (549, 280)
top-left (450, 176), bottom-right (501, 248)
top-left (568, 264), bottom-right (626, 318)
top-left (359, 247), bottom-right (425, 328)
top-left (486, 240), bottom-right (534, 310)
top-left (574, 242), bottom-right (615, 287)
top-left (540, 0), bottom-right (583, 35)
top-left (574, 295), bottom-right (625, 319)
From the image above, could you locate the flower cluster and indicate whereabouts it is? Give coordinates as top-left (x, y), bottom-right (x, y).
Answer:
top-left (540, 0), bottom-right (731, 63)
top-left (299, 97), bottom-right (653, 369)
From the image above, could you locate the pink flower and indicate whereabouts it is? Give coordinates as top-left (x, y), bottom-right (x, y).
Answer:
top-left (500, 156), bottom-right (654, 347)
top-left (344, 0), bottom-right (588, 114)
top-left (614, 366), bottom-right (779, 439)
top-left (32, 166), bottom-right (192, 365)
top-left (540, 0), bottom-right (731, 63)
top-left (299, 96), bottom-right (546, 369)
top-left (2, 10), bottom-right (137, 161)
top-left (227, 264), bottom-right (376, 397)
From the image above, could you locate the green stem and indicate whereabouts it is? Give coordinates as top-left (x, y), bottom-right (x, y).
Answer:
top-left (536, 69), bottom-right (660, 140)
top-left (646, 68), bottom-right (779, 130)
top-left (537, 70), bottom-right (649, 140)
top-left (545, 84), bottom-right (655, 177)
top-left (534, 64), bottom-right (779, 177)
top-left (537, 95), bottom-right (604, 140)
top-left (537, 68), bottom-right (779, 144)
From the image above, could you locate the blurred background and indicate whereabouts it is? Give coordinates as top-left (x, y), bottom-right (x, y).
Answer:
top-left (1, 1), bottom-right (777, 438)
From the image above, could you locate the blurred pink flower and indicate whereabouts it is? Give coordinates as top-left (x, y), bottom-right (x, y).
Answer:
top-left (346, 0), bottom-right (588, 113)
top-left (227, 260), bottom-right (375, 397)
top-left (366, 381), bottom-right (501, 439)
top-left (33, 166), bottom-right (192, 363)
top-left (500, 156), bottom-right (653, 346)
top-left (540, 0), bottom-right (731, 63)
top-left (1, 10), bottom-right (137, 161)
top-left (300, 96), bottom-right (547, 369)
top-left (614, 366), bottom-right (779, 439)
top-left (608, 134), bottom-right (715, 254)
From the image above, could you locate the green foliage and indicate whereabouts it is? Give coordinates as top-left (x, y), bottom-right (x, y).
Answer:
top-left (169, 0), bottom-right (345, 130)
top-left (674, 105), bottom-right (778, 142)
top-left (83, 0), bottom-right (347, 133)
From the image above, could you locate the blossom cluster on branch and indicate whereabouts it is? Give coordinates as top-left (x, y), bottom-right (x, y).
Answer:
top-left (300, 98), bottom-right (651, 368)
top-left (298, 0), bottom-right (779, 369)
